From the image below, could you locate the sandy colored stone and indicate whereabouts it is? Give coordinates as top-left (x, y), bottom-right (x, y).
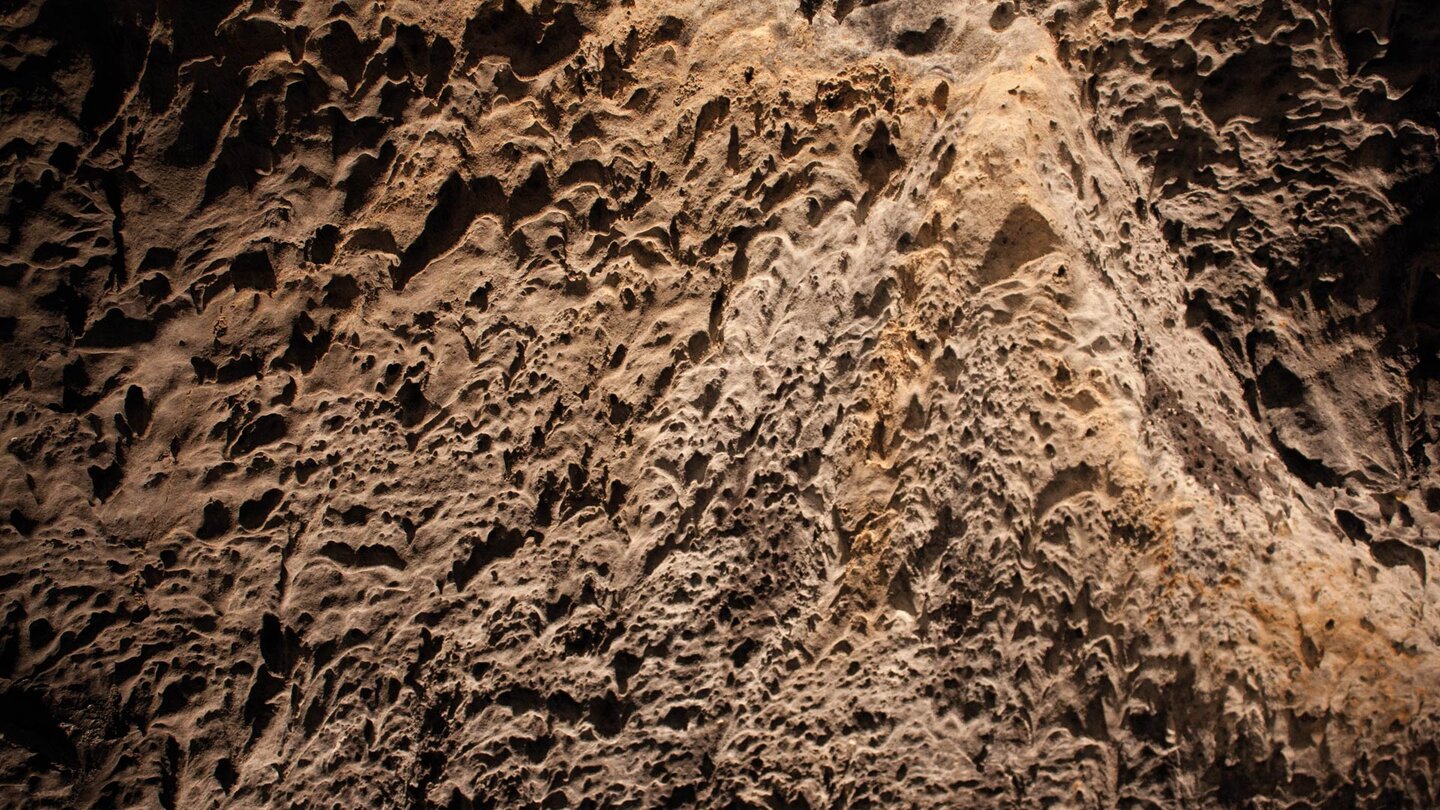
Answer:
top-left (0, 0), bottom-right (1437, 806)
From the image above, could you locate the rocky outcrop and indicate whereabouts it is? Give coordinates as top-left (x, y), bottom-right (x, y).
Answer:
top-left (0, 0), bottom-right (1437, 806)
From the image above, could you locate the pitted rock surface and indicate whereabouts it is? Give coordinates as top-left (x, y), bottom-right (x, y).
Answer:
top-left (1, 0), bottom-right (1438, 806)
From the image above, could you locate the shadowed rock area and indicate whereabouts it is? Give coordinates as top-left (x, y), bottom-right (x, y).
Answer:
top-left (1, 0), bottom-right (1438, 806)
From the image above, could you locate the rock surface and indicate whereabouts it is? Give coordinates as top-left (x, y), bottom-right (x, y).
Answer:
top-left (1, 0), bottom-right (1438, 806)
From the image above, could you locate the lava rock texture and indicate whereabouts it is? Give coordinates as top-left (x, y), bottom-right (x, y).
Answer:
top-left (1, 0), bottom-right (1438, 806)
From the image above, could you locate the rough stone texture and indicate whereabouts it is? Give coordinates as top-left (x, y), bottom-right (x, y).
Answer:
top-left (1, 0), bottom-right (1438, 806)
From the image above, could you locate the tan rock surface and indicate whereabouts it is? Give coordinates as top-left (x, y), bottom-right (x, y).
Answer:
top-left (0, 0), bottom-right (1437, 806)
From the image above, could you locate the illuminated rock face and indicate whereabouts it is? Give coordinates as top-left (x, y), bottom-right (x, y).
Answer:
top-left (0, 0), bottom-right (1437, 806)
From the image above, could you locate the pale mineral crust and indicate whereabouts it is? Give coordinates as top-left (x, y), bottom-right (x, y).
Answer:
top-left (0, 0), bottom-right (1438, 807)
